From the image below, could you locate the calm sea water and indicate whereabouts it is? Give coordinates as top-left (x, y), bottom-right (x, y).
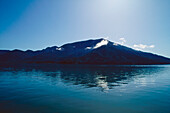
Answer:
top-left (0, 64), bottom-right (170, 113)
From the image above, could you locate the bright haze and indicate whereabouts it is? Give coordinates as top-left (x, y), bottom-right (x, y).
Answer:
top-left (0, 0), bottom-right (170, 57)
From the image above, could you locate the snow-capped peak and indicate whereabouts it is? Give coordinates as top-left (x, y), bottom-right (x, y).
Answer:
top-left (93, 39), bottom-right (109, 49)
top-left (85, 39), bottom-right (109, 50)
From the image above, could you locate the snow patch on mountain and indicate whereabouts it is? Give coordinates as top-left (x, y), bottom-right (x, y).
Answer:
top-left (56, 47), bottom-right (64, 51)
top-left (85, 39), bottom-right (109, 50)
top-left (85, 47), bottom-right (92, 50)
top-left (113, 42), bottom-right (119, 46)
top-left (94, 39), bottom-right (108, 49)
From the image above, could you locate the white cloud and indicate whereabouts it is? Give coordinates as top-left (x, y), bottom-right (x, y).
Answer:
top-left (133, 44), bottom-right (155, 49)
top-left (149, 45), bottom-right (155, 48)
top-left (119, 38), bottom-right (126, 45)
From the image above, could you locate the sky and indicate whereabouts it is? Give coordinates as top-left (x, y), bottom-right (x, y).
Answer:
top-left (0, 0), bottom-right (170, 57)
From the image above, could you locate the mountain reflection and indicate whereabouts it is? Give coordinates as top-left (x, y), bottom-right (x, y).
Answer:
top-left (1, 64), bottom-right (165, 92)
top-left (57, 65), bottom-right (164, 91)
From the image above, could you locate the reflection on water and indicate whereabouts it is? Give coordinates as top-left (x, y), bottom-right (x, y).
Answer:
top-left (56, 66), bottom-right (164, 92)
top-left (0, 64), bottom-right (170, 113)
top-left (1, 65), bottom-right (165, 92)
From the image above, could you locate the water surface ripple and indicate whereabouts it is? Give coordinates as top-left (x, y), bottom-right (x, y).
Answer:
top-left (0, 64), bottom-right (170, 113)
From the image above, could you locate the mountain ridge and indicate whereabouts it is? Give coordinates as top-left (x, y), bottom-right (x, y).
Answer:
top-left (0, 38), bottom-right (170, 65)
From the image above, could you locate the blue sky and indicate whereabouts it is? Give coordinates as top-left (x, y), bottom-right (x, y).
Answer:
top-left (0, 0), bottom-right (170, 57)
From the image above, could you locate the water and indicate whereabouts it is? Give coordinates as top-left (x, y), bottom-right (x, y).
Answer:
top-left (0, 64), bottom-right (170, 113)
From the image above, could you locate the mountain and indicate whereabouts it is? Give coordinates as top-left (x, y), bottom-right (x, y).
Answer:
top-left (0, 38), bottom-right (170, 65)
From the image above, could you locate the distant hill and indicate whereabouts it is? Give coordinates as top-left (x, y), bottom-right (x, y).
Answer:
top-left (0, 38), bottom-right (170, 65)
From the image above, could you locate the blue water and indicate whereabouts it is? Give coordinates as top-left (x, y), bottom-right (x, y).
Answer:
top-left (0, 65), bottom-right (170, 113)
